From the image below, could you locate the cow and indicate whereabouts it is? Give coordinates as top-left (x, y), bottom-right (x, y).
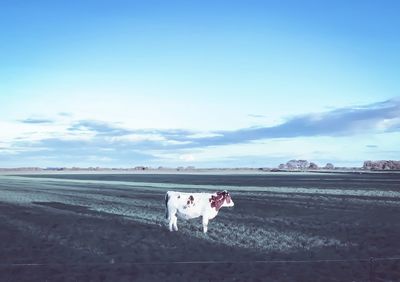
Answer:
top-left (165, 190), bottom-right (234, 233)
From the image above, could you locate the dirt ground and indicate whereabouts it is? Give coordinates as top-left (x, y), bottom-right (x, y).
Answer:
top-left (0, 173), bottom-right (400, 281)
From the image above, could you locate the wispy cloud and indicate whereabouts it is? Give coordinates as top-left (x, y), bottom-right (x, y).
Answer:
top-left (11, 98), bottom-right (400, 152)
top-left (3, 137), bottom-right (156, 167)
top-left (366, 144), bottom-right (378, 148)
top-left (247, 114), bottom-right (267, 118)
top-left (47, 98), bottom-right (399, 151)
top-left (188, 98), bottom-right (400, 147)
top-left (58, 112), bottom-right (73, 117)
top-left (68, 120), bottom-right (131, 136)
top-left (19, 118), bottom-right (54, 124)
top-left (4, 98), bottom-right (399, 167)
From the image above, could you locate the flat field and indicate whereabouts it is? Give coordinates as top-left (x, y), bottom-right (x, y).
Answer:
top-left (0, 172), bottom-right (399, 281)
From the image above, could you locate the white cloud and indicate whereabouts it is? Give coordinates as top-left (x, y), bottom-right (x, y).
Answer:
top-left (179, 154), bottom-right (195, 162)
top-left (110, 134), bottom-right (166, 142)
top-left (87, 156), bottom-right (114, 162)
top-left (1, 97), bottom-right (400, 167)
top-left (376, 117), bottom-right (400, 131)
top-left (186, 132), bottom-right (223, 139)
top-left (148, 132), bottom-right (400, 167)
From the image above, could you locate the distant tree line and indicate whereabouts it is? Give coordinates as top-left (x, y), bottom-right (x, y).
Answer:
top-left (363, 160), bottom-right (400, 170)
top-left (276, 159), bottom-right (400, 171)
top-left (278, 160), bottom-right (334, 170)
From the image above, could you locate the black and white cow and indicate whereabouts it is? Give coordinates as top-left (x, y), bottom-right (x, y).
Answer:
top-left (165, 190), bottom-right (234, 233)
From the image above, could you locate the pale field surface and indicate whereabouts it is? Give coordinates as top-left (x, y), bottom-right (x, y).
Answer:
top-left (0, 173), bottom-right (399, 281)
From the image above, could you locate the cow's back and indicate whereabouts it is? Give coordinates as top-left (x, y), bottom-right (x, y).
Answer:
top-left (166, 191), bottom-right (211, 220)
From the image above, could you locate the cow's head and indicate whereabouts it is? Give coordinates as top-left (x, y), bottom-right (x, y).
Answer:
top-left (210, 190), bottom-right (234, 210)
top-left (221, 190), bottom-right (234, 208)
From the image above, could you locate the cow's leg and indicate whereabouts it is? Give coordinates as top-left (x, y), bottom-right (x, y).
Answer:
top-left (168, 210), bottom-right (177, 232)
top-left (172, 215), bottom-right (178, 231)
top-left (168, 216), bottom-right (174, 232)
top-left (202, 216), bottom-right (209, 233)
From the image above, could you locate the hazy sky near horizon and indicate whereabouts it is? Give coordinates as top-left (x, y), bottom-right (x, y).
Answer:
top-left (1, 0), bottom-right (399, 168)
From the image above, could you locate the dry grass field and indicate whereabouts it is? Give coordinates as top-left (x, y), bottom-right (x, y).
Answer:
top-left (0, 173), bottom-right (399, 281)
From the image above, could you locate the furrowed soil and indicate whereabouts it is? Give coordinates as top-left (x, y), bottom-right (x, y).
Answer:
top-left (0, 173), bottom-right (399, 281)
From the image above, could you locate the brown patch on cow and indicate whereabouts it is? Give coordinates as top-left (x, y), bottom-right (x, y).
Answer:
top-left (209, 191), bottom-right (228, 211)
top-left (185, 195), bottom-right (195, 208)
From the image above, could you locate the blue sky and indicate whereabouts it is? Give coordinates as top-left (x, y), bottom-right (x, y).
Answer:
top-left (1, 0), bottom-right (399, 168)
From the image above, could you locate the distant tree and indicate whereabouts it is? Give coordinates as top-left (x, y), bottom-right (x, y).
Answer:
top-left (363, 160), bottom-right (373, 170)
top-left (324, 163), bottom-right (334, 170)
top-left (286, 159), bottom-right (309, 170)
top-left (286, 160), bottom-right (298, 169)
top-left (297, 160), bottom-right (309, 170)
top-left (308, 162), bottom-right (319, 170)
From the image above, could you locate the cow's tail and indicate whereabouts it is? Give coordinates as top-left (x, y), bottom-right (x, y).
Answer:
top-left (165, 192), bottom-right (170, 219)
